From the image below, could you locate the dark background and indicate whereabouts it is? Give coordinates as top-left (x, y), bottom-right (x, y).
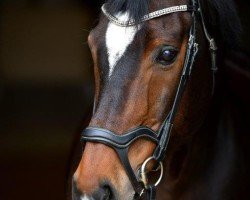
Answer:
top-left (0, 0), bottom-right (249, 200)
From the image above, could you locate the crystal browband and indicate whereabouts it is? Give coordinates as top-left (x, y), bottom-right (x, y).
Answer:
top-left (101, 4), bottom-right (197, 27)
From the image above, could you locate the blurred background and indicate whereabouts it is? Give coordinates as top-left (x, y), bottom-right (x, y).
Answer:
top-left (0, 0), bottom-right (249, 200)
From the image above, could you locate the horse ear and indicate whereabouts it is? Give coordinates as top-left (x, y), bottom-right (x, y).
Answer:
top-left (202, 0), bottom-right (242, 49)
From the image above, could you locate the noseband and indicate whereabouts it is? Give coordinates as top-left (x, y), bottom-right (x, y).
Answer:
top-left (81, 0), bottom-right (217, 199)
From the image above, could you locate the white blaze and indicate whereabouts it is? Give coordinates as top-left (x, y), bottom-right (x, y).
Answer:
top-left (105, 12), bottom-right (140, 78)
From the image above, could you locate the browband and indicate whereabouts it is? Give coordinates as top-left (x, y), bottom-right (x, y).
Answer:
top-left (101, 4), bottom-right (197, 27)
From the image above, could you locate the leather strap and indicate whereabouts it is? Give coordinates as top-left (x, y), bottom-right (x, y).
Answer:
top-left (82, 127), bottom-right (158, 148)
top-left (116, 148), bottom-right (144, 195)
top-left (153, 3), bottom-right (198, 163)
top-left (146, 185), bottom-right (156, 200)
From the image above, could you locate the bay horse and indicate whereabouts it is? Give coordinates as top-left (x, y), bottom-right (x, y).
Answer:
top-left (71, 0), bottom-right (245, 199)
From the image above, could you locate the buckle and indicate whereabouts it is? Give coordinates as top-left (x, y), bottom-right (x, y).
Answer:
top-left (209, 38), bottom-right (217, 52)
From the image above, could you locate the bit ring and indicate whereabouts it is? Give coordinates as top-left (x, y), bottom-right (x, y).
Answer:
top-left (140, 157), bottom-right (164, 188)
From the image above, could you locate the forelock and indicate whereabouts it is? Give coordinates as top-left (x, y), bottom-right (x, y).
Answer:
top-left (105, 0), bottom-right (150, 23)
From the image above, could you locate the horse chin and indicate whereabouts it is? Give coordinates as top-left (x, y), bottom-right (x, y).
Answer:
top-left (113, 185), bottom-right (135, 200)
top-left (79, 189), bottom-right (135, 200)
top-left (122, 193), bottom-right (136, 200)
top-left (117, 190), bottom-right (135, 200)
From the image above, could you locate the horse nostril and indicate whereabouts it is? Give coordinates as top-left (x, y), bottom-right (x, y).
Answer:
top-left (93, 185), bottom-right (113, 200)
top-left (103, 186), bottom-right (112, 200)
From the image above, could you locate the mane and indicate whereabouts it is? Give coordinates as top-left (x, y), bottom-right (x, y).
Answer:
top-left (105, 0), bottom-right (242, 50)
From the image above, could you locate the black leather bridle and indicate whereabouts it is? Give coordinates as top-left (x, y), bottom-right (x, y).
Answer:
top-left (81, 0), bottom-right (217, 199)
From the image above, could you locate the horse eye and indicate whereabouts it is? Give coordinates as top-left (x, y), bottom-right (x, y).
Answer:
top-left (156, 47), bottom-right (178, 66)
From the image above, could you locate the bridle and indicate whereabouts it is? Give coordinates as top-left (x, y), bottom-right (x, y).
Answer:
top-left (82, 0), bottom-right (217, 198)
top-left (81, 0), bottom-right (217, 199)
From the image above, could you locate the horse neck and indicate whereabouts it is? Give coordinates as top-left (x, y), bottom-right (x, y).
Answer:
top-left (159, 97), bottom-right (239, 199)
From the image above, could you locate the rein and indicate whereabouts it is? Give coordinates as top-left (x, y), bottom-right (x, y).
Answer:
top-left (81, 0), bottom-right (217, 199)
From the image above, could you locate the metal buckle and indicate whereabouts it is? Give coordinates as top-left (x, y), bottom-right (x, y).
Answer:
top-left (209, 38), bottom-right (217, 52)
top-left (139, 157), bottom-right (164, 189)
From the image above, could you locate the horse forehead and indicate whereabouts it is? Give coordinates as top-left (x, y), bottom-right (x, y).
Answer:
top-left (105, 12), bottom-right (141, 78)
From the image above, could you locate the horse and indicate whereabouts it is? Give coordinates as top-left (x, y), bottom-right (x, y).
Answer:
top-left (70, 0), bottom-right (247, 199)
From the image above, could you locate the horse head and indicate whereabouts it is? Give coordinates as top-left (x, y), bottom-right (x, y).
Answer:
top-left (72, 0), bottom-right (241, 199)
